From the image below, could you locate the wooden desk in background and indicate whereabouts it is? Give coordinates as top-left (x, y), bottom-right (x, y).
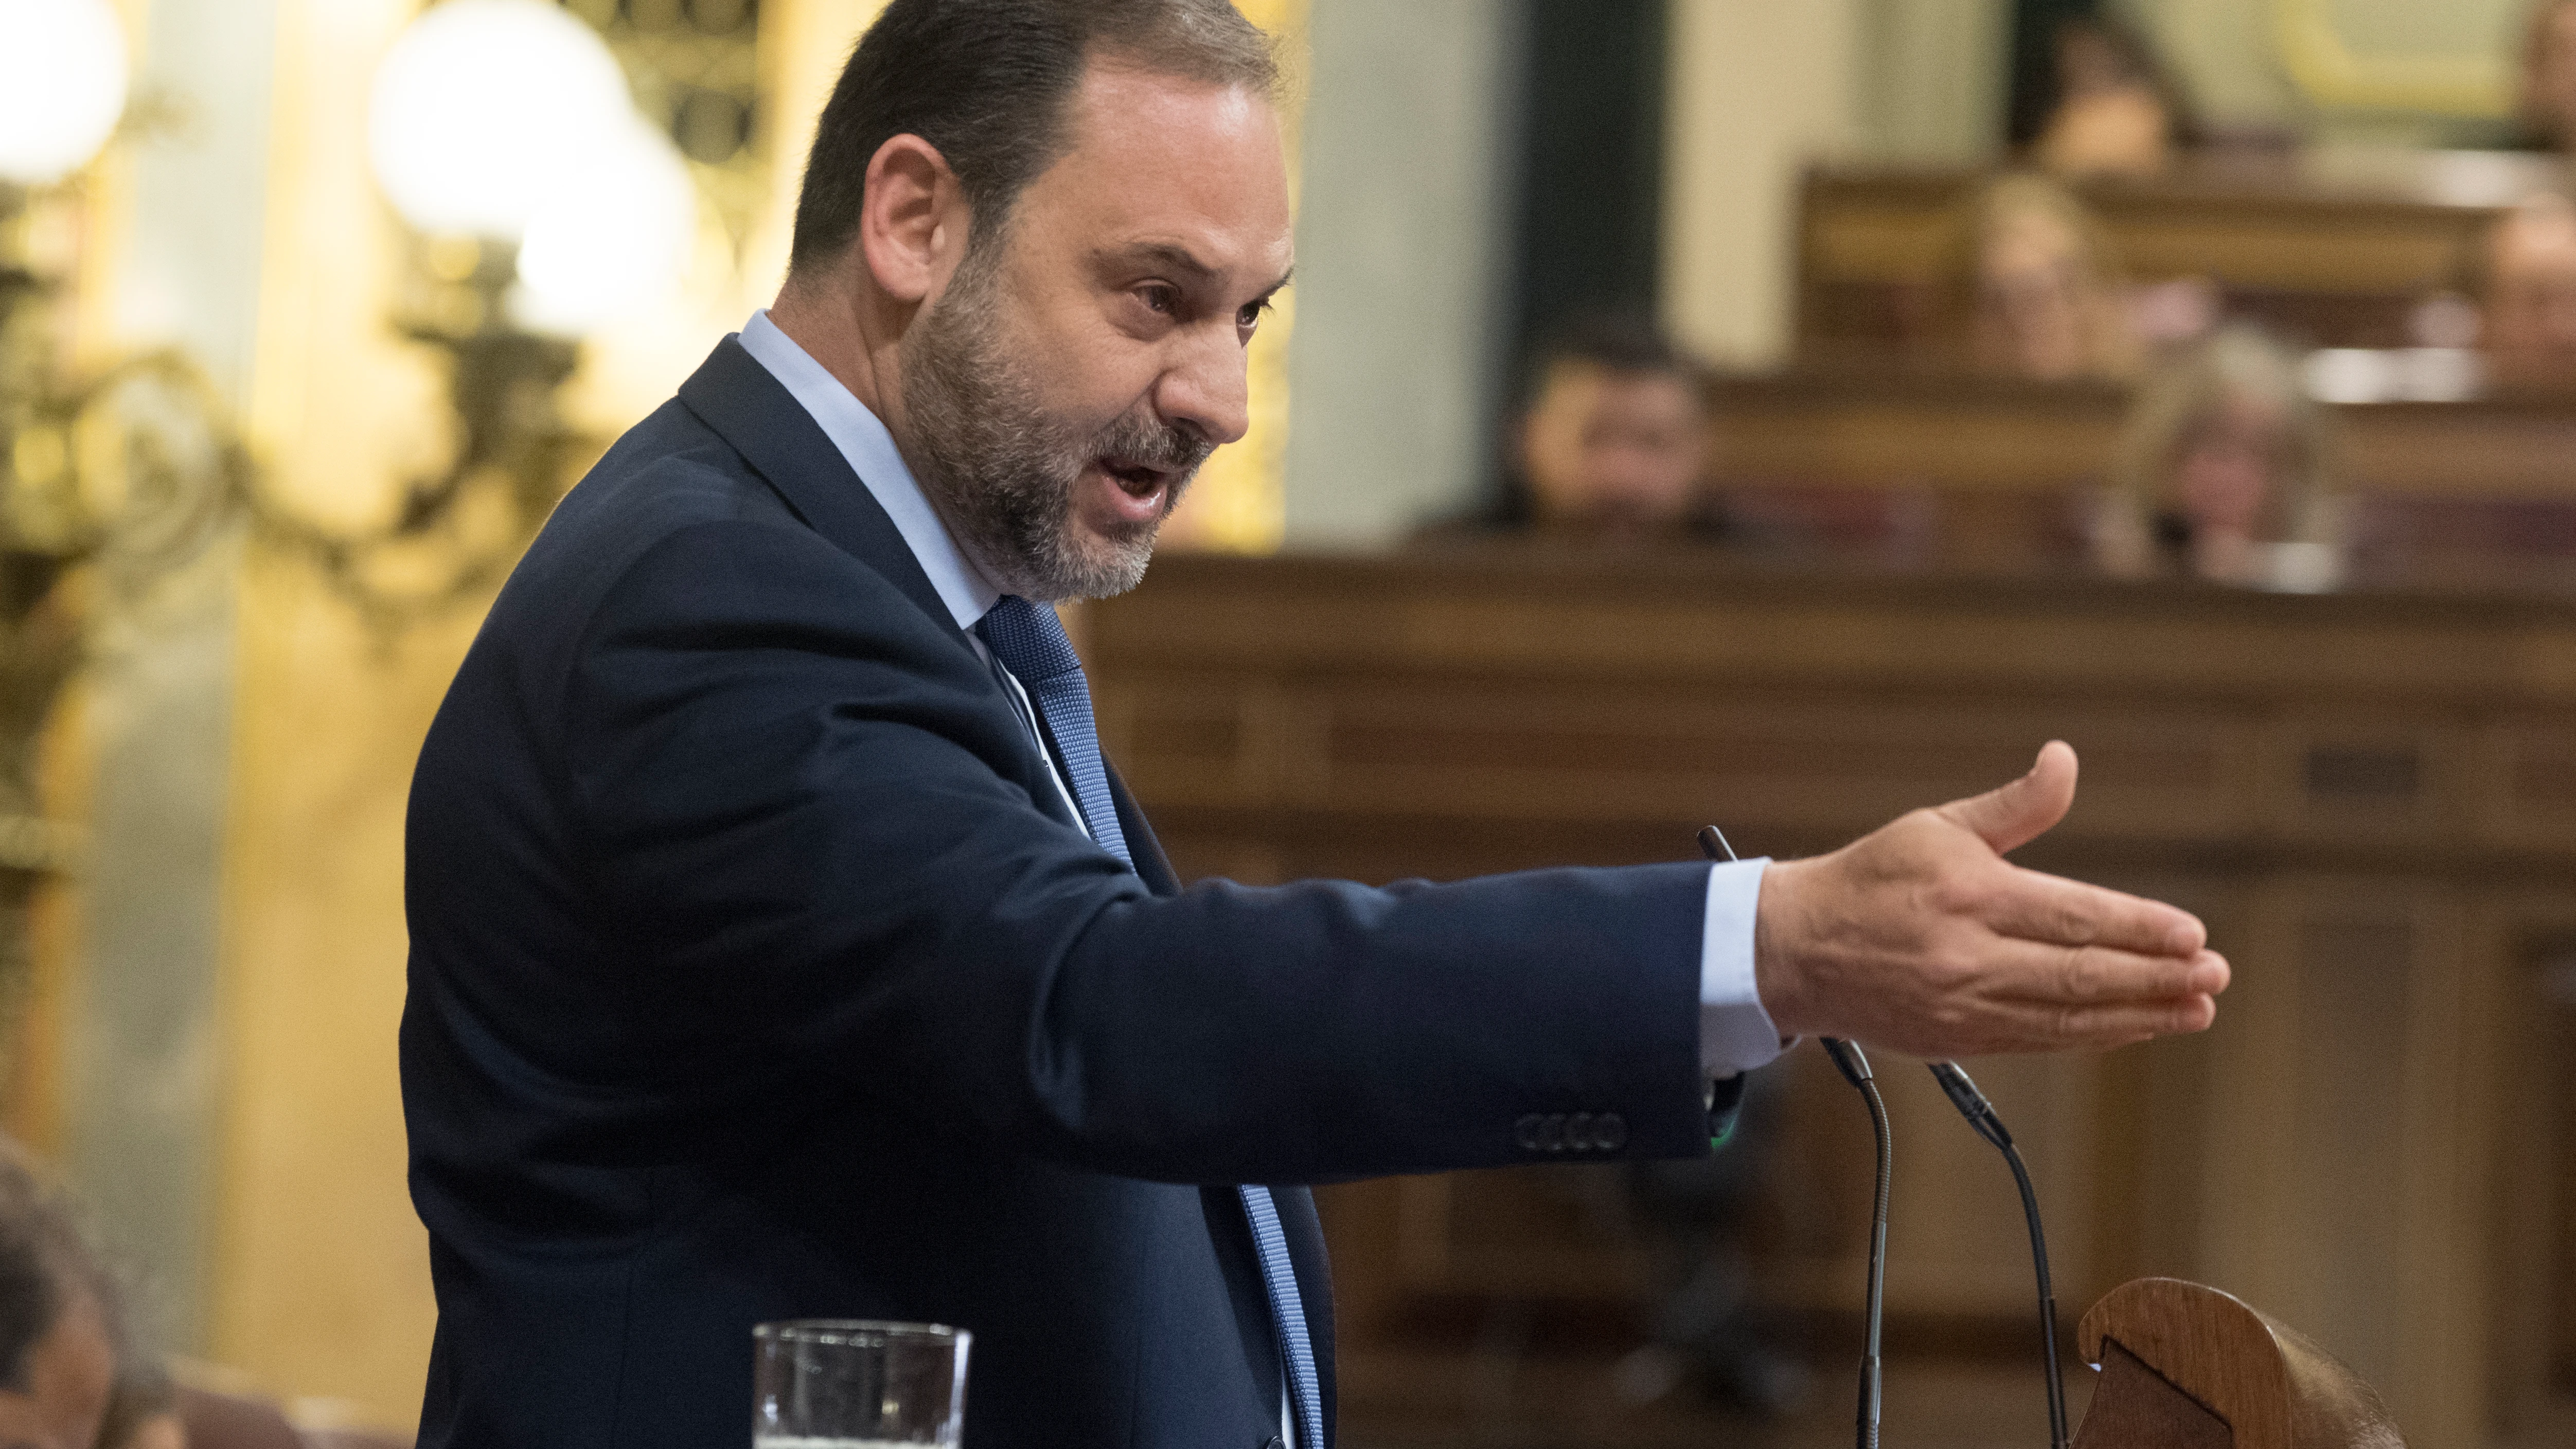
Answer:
top-left (1705, 369), bottom-right (2576, 579)
top-left (1799, 151), bottom-right (2567, 353)
top-left (1087, 549), bottom-right (2576, 1449)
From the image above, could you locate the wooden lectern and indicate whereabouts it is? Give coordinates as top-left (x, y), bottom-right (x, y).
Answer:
top-left (2072, 1279), bottom-right (2403, 1449)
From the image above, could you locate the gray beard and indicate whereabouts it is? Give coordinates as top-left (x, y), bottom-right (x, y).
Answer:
top-left (899, 249), bottom-right (1212, 601)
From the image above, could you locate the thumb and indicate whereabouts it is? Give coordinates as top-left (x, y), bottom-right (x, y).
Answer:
top-left (1938, 741), bottom-right (2078, 856)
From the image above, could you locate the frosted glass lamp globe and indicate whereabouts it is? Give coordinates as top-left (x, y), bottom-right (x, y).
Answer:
top-left (368, 0), bottom-right (633, 239)
top-left (512, 114), bottom-right (697, 335)
top-left (0, 0), bottom-right (130, 187)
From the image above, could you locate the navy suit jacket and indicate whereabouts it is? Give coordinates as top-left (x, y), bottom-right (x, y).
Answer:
top-left (400, 338), bottom-right (1720, 1449)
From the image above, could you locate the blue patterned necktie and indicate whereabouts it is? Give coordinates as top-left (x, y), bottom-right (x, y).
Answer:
top-left (973, 596), bottom-right (1326, 1449)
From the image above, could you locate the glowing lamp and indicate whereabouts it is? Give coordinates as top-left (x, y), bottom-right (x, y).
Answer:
top-left (367, 0), bottom-right (633, 240)
top-left (0, 0), bottom-right (130, 186)
top-left (512, 114), bottom-right (697, 335)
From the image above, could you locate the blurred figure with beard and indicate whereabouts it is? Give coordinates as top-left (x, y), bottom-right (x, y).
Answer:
top-left (2477, 193), bottom-right (2576, 387)
top-left (1943, 173), bottom-right (2141, 382)
top-left (1432, 316), bottom-right (1722, 540)
top-left (2091, 325), bottom-right (2345, 590)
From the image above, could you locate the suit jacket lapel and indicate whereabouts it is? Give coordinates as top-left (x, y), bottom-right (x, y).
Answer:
top-left (677, 337), bottom-right (960, 639)
top-left (674, 338), bottom-right (1080, 836)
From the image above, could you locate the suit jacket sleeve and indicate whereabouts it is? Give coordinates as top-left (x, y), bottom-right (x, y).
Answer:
top-left (558, 518), bottom-right (1712, 1184)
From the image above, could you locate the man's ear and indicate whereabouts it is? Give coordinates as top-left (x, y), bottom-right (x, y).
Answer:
top-left (860, 133), bottom-right (967, 306)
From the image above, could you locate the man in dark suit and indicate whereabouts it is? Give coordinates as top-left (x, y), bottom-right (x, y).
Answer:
top-left (400, 3), bottom-right (2232, 1447)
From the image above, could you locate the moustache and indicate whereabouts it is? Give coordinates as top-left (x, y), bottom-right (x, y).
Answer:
top-left (1089, 410), bottom-right (1215, 476)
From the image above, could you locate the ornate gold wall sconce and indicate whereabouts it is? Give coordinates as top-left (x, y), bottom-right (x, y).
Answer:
top-left (317, 0), bottom-right (699, 629)
top-left (3, 0), bottom-right (708, 640)
top-left (0, 0), bottom-right (233, 1036)
top-left (1, 0), bottom-right (237, 629)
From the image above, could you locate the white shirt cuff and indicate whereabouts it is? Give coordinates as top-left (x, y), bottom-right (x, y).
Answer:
top-left (1699, 858), bottom-right (1789, 1076)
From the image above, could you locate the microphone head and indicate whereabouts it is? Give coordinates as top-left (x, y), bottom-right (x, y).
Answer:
top-left (1928, 1061), bottom-right (2012, 1147)
top-left (1821, 1037), bottom-right (1874, 1087)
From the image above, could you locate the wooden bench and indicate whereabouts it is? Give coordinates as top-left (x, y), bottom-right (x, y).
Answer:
top-left (1799, 151), bottom-right (2569, 353)
top-left (1701, 367), bottom-right (2576, 577)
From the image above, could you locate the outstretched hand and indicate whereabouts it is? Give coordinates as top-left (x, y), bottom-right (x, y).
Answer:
top-left (1752, 741), bottom-right (2229, 1056)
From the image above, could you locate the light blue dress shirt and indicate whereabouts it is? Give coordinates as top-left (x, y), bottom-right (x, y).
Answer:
top-left (733, 310), bottom-right (1787, 1079)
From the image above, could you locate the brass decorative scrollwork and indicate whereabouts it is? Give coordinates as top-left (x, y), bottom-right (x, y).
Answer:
top-left (560, 0), bottom-right (769, 263)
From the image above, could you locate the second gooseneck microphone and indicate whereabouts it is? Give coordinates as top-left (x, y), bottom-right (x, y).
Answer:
top-left (1927, 1061), bottom-right (2069, 1449)
top-left (1697, 826), bottom-right (1887, 1449)
top-left (1821, 1038), bottom-right (1890, 1449)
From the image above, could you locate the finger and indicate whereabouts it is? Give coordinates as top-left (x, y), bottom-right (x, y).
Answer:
top-left (1994, 992), bottom-right (2220, 1050)
top-left (1978, 869), bottom-right (2208, 958)
top-left (1975, 939), bottom-right (2229, 1008)
top-left (1935, 741), bottom-right (2077, 856)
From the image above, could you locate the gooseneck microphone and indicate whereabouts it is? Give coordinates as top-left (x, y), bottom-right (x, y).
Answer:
top-left (1821, 1038), bottom-right (1890, 1449)
top-left (1696, 826), bottom-right (1887, 1449)
top-left (1927, 1061), bottom-right (2069, 1449)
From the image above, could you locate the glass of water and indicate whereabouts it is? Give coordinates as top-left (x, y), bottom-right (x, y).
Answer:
top-left (752, 1320), bottom-right (970, 1448)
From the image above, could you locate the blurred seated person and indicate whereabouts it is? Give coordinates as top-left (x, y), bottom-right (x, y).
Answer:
top-left (2477, 192), bottom-right (2576, 387)
top-left (2016, 12), bottom-right (2197, 179)
top-left (1429, 316), bottom-right (1722, 540)
top-left (2518, 0), bottom-right (2576, 152)
top-left (2092, 325), bottom-right (2345, 590)
top-left (1943, 173), bottom-right (2141, 381)
top-left (0, 1140), bottom-right (377, 1449)
top-left (0, 1137), bottom-right (122, 1449)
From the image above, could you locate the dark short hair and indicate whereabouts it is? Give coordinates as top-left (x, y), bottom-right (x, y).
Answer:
top-left (2009, 12), bottom-right (2200, 151)
top-left (1519, 313), bottom-right (1702, 415)
top-left (789, 0), bottom-right (1279, 276)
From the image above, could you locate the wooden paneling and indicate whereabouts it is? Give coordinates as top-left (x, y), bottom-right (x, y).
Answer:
top-left (1801, 155), bottom-right (2541, 292)
top-left (1089, 549), bottom-right (2576, 1449)
top-left (1796, 153), bottom-right (2563, 352)
top-left (1698, 369), bottom-right (2576, 582)
top-left (1708, 371), bottom-right (2576, 503)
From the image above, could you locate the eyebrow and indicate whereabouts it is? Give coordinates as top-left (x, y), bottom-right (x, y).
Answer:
top-left (1101, 241), bottom-right (1294, 299)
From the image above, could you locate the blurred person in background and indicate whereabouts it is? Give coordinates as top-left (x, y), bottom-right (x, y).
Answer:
top-left (2091, 325), bottom-right (2344, 590)
top-left (2476, 192), bottom-right (2576, 387)
top-left (0, 1143), bottom-right (346, 1449)
top-left (0, 1138), bottom-right (122, 1449)
top-left (1431, 315), bottom-right (1794, 1415)
top-left (2019, 13), bottom-right (2196, 179)
top-left (1944, 172), bottom-right (2140, 382)
top-left (1429, 316), bottom-right (1723, 540)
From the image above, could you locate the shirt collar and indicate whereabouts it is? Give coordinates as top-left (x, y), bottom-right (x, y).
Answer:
top-left (734, 308), bottom-right (1002, 631)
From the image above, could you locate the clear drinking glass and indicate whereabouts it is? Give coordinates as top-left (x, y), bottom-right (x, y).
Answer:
top-left (752, 1320), bottom-right (970, 1448)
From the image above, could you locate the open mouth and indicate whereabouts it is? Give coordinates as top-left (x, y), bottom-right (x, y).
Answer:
top-left (1100, 458), bottom-right (1168, 499)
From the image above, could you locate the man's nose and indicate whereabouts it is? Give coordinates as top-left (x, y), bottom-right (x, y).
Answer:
top-left (1154, 325), bottom-right (1253, 447)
